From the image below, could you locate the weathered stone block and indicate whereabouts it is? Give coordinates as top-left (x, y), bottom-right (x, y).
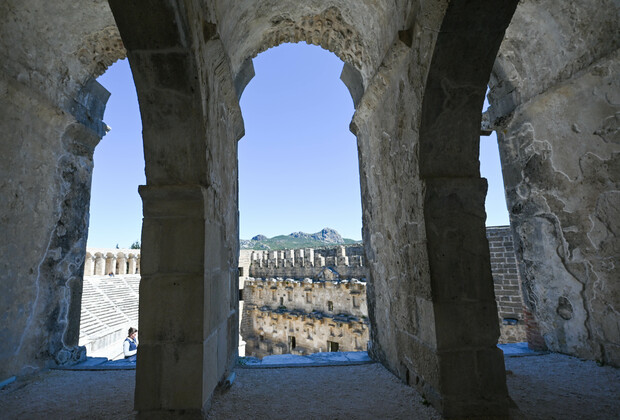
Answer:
top-left (139, 274), bottom-right (205, 343)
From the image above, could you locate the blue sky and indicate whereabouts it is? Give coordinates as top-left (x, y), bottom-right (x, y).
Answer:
top-left (89, 43), bottom-right (508, 248)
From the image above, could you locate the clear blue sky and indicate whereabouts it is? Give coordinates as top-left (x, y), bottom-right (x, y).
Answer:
top-left (89, 43), bottom-right (508, 248)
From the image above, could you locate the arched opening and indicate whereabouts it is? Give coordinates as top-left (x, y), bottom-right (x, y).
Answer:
top-left (236, 43), bottom-right (366, 359)
top-left (480, 92), bottom-right (529, 346)
top-left (2, 1), bottom-right (618, 419)
top-left (78, 59), bottom-right (144, 360)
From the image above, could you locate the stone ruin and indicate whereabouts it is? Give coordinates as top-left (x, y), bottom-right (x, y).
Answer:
top-left (240, 245), bottom-right (369, 357)
top-left (241, 232), bottom-right (528, 358)
top-left (0, 1), bottom-right (618, 418)
top-left (241, 277), bottom-right (369, 358)
top-left (84, 247), bottom-right (141, 276)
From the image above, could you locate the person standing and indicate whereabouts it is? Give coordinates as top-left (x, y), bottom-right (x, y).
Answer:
top-left (123, 327), bottom-right (138, 361)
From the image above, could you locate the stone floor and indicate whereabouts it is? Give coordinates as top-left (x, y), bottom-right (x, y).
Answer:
top-left (0, 350), bottom-right (618, 419)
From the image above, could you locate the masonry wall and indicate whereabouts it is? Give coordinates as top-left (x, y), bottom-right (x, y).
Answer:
top-left (243, 308), bottom-right (369, 358)
top-left (244, 277), bottom-right (367, 316)
top-left (243, 232), bottom-right (529, 354)
top-left (249, 245), bottom-right (367, 280)
top-left (489, 0), bottom-right (620, 366)
top-left (242, 277), bottom-right (368, 357)
top-left (487, 227), bottom-right (526, 343)
top-left (0, 0), bottom-right (124, 381)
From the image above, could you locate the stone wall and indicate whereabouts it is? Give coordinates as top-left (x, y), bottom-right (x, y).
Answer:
top-left (243, 308), bottom-right (369, 358)
top-left (248, 245), bottom-right (366, 280)
top-left (242, 277), bottom-right (368, 357)
top-left (244, 277), bottom-right (367, 316)
top-left (0, 0), bottom-right (125, 381)
top-left (4, 0), bottom-right (616, 417)
top-left (243, 235), bottom-right (529, 353)
top-left (487, 227), bottom-right (527, 343)
top-left (489, 0), bottom-right (620, 366)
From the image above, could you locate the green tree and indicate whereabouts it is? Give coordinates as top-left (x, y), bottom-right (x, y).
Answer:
top-left (130, 241), bottom-right (141, 249)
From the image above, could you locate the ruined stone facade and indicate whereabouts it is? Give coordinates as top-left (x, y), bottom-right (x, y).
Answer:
top-left (248, 245), bottom-right (366, 280)
top-left (242, 277), bottom-right (368, 358)
top-left (1, 1), bottom-right (617, 418)
top-left (243, 235), bottom-right (528, 355)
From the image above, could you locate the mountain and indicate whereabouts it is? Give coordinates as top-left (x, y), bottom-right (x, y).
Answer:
top-left (240, 228), bottom-right (360, 250)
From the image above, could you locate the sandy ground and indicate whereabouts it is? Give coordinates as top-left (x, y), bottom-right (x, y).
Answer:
top-left (0, 353), bottom-right (618, 419)
top-left (505, 353), bottom-right (620, 420)
top-left (207, 363), bottom-right (442, 420)
top-left (0, 370), bottom-right (135, 420)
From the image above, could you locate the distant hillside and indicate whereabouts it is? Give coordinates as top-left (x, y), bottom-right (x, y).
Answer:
top-left (240, 228), bottom-right (360, 250)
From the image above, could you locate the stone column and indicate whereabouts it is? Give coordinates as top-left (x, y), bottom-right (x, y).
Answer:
top-left (116, 252), bottom-right (127, 275)
top-left (336, 246), bottom-right (349, 266)
top-left (127, 254), bottom-right (137, 275)
top-left (294, 249), bottom-right (304, 267)
top-left (305, 249), bottom-right (315, 267)
top-left (94, 253), bottom-right (106, 276)
top-left (84, 252), bottom-right (95, 276)
top-left (105, 253), bottom-right (116, 276)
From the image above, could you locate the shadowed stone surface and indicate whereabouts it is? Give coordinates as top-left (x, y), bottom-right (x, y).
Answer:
top-left (489, 0), bottom-right (620, 366)
top-left (0, 0), bottom-right (617, 418)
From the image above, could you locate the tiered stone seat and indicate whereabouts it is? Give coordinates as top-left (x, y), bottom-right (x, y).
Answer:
top-left (79, 275), bottom-right (140, 358)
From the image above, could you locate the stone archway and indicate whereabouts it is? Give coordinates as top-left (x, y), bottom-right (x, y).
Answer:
top-left (8, 0), bottom-right (617, 419)
top-left (108, 0), bottom-right (519, 417)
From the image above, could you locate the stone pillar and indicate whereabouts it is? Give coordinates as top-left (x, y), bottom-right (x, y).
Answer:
top-left (136, 255), bottom-right (140, 274)
top-left (305, 248), bottom-right (315, 267)
top-left (105, 253), bottom-right (116, 276)
top-left (94, 253), bottom-right (106, 276)
top-left (268, 251), bottom-right (278, 268)
top-left (336, 246), bottom-right (349, 266)
top-left (294, 249), bottom-right (304, 267)
top-left (127, 254), bottom-right (137, 275)
top-left (116, 252), bottom-right (127, 275)
top-left (136, 185), bottom-right (235, 417)
top-left (84, 252), bottom-right (95, 276)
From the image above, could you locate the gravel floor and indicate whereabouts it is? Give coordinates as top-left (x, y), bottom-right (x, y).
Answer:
top-left (0, 353), bottom-right (618, 419)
